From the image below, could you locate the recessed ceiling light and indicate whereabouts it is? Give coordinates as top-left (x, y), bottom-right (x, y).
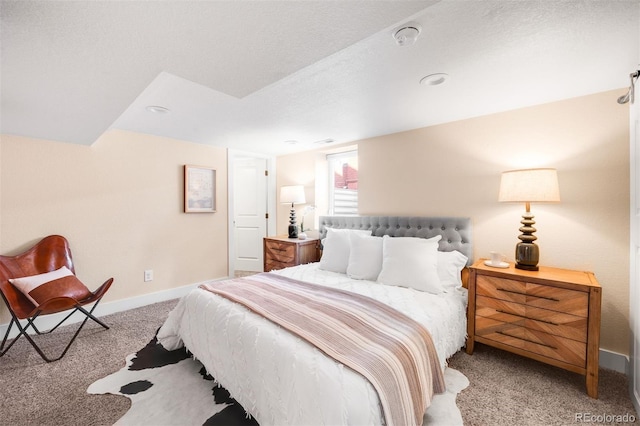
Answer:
top-left (313, 138), bottom-right (335, 145)
top-left (420, 73), bottom-right (449, 86)
top-left (146, 105), bottom-right (170, 114)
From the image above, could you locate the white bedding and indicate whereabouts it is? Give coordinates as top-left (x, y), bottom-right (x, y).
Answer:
top-left (157, 263), bottom-right (467, 426)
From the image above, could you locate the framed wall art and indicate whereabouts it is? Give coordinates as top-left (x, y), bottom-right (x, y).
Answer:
top-left (184, 165), bottom-right (216, 213)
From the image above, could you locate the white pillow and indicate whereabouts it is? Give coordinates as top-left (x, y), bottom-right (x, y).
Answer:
top-left (437, 250), bottom-right (468, 291)
top-left (346, 233), bottom-right (384, 280)
top-left (377, 235), bottom-right (443, 294)
top-left (9, 266), bottom-right (82, 306)
top-left (319, 228), bottom-right (372, 273)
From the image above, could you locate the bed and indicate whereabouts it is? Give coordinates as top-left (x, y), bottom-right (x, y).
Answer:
top-left (157, 215), bottom-right (472, 426)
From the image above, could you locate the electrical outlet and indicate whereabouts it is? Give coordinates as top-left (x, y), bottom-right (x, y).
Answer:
top-left (144, 269), bottom-right (153, 282)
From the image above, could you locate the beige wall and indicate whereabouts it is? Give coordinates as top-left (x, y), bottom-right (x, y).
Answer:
top-left (276, 89), bottom-right (630, 355)
top-left (0, 129), bottom-right (229, 323)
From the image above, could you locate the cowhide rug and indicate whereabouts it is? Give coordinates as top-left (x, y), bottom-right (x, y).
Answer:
top-left (88, 336), bottom-right (469, 426)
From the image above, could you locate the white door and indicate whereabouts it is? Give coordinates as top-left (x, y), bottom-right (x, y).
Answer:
top-left (233, 157), bottom-right (268, 272)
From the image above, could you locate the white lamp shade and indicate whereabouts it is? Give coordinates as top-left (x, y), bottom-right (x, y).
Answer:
top-left (280, 185), bottom-right (306, 204)
top-left (498, 168), bottom-right (560, 203)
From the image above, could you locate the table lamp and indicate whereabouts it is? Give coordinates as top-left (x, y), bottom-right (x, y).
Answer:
top-left (498, 168), bottom-right (560, 271)
top-left (280, 185), bottom-right (306, 238)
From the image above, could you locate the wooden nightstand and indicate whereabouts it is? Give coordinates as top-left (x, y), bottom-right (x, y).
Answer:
top-left (263, 236), bottom-right (321, 272)
top-left (466, 259), bottom-right (602, 398)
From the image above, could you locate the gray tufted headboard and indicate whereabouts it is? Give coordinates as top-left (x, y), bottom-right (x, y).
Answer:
top-left (318, 216), bottom-right (473, 266)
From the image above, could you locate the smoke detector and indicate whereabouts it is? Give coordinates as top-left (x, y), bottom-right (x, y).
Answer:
top-left (392, 22), bottom-right (422, 46)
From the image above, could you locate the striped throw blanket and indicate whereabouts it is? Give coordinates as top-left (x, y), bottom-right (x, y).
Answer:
top-left (200, 273), bottom-right (445, 426)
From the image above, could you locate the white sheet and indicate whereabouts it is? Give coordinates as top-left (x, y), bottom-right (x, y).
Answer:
top-left (157, 263), bottom-right (467, 426)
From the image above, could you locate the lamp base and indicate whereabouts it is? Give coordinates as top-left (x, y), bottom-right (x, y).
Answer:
top-left (515, 263), bottom-right (539, 271)
top-left (288, 206), bottom-right (298, 238)
top-left (288, 224), bottom-right (298, 239)
top-left (515, 242), bottom-right (539, 271)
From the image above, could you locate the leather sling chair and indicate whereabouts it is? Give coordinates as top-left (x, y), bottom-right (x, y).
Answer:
top-left (0, 235), bottom-right (113, 362)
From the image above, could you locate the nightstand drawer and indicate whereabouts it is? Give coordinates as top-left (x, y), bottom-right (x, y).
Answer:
top-left (527, 283), bottom-right (588, 317)
top-left (476, 317), bottom-right (587, 367)
top-left (265, 260), bottom-right (291, 271)
top-left (264, 241), bottom-right (295, 263)
top-left (477, 276), bottom-right (527, 302)
top-left (476, 295), bottom-right (587, 342)
top-left (477, 276), bottom-right (588, 317)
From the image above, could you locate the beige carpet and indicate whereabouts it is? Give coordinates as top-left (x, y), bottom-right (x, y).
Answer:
top-left (0, 298), bottom-right (636, 426)
top-left (448, 345), bottom-right (636, 425)
top-left (0, 300), bottom-right (178, 426)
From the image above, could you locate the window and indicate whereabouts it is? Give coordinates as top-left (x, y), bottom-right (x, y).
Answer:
top-left (327, 150), bottom-right (358, 215)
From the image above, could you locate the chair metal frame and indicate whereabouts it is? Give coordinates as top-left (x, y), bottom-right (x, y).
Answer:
top-left (0, 235), bottom-right (113, 362)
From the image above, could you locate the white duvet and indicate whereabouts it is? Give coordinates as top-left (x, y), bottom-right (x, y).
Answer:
top-left (157, 263), bottom-right (467, 426)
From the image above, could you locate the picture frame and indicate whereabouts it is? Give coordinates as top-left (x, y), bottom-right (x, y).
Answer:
top-left (184, 165), bottom-right (216, 213)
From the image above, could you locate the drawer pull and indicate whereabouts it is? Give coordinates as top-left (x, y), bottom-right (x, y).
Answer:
top-left (496, 331), bottom-right (557, 349)
top-left (497, 287), bottom-right (526, 297)
top-left (497, 287), bottom-right (560, 302)
top-left (496, 309), bottom-right (558, 326)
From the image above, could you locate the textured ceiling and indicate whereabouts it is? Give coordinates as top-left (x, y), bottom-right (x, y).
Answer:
top-left (1, 0), bottom-right (639, 155)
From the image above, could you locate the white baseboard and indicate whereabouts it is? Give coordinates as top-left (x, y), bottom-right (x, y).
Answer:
top-left (0, 277), bottom-right (229, 340)
top-left (600, 348), bottom-right (629, 374)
